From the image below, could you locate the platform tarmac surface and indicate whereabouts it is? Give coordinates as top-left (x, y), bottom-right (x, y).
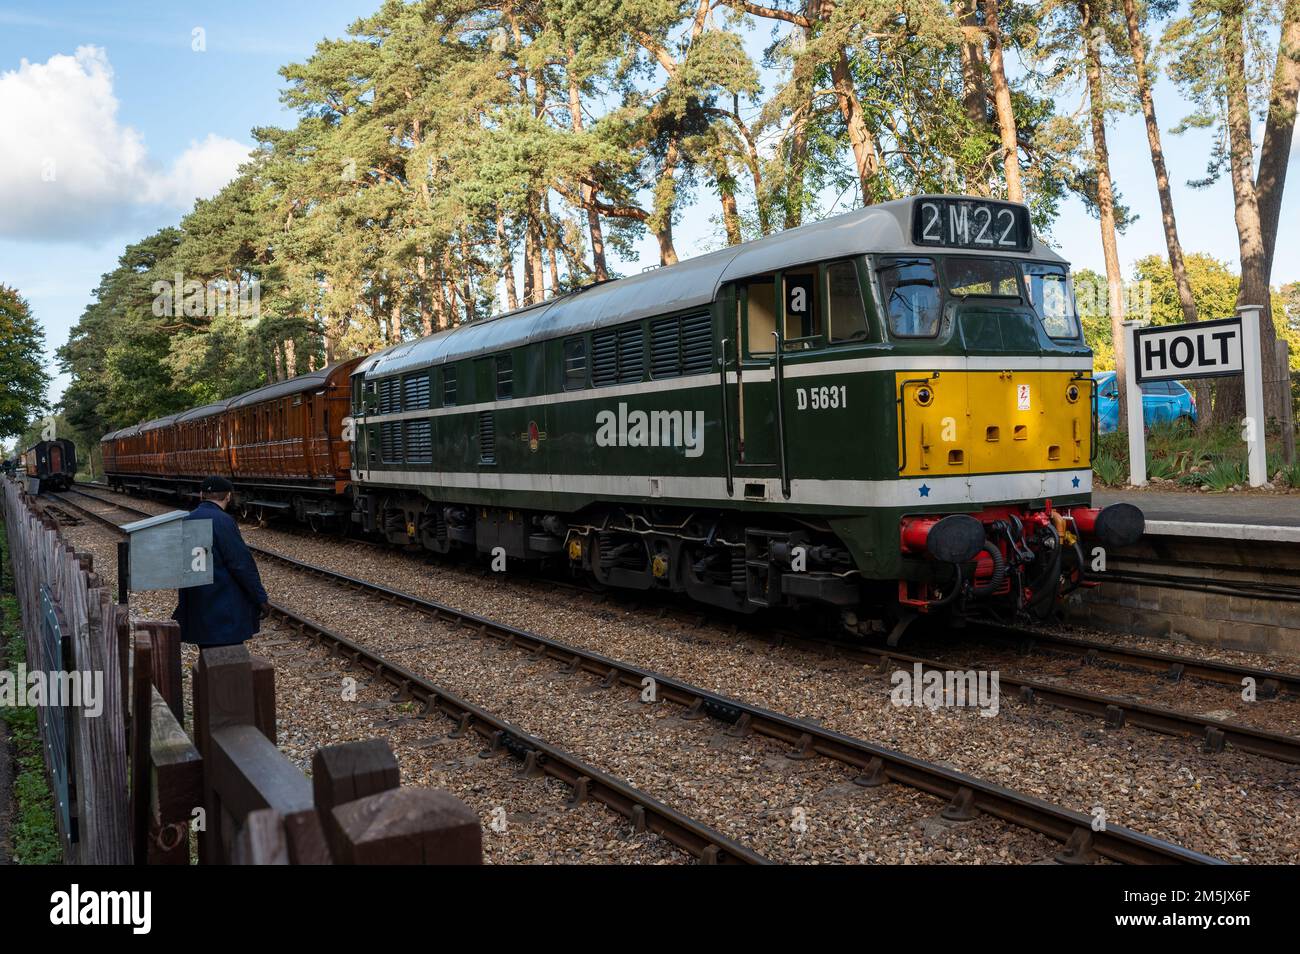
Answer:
top-left (1094, 488), bottom-right (1300, 540)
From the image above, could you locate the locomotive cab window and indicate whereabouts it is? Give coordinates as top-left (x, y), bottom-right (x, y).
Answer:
top-left (1023, 262), bottom-right (1080, 339)
top-left (944, 257), bottom-right (1021, 299)
top-left (827, 260), bottom-right (870, 343)
top-left (878, 257), bottom-right (942, 338)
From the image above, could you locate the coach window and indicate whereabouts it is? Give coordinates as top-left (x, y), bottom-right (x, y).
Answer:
top-left (1022, 263), bottom-right (1080, 339)
top-left (878, 257), bottom-right (942, 338)
top-left (781, 267), bottom-right (820, 349)
top-left (740, 276), bottom-right (777, 356)
top-left (827, 259), bottom-right (870, 342)
top-left (563, 337), bottom-right (587, 390)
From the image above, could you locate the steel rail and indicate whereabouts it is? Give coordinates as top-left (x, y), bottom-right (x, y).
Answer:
top-left (60, 487), bottom-right (1300, 765)
top-left (50, 490), bottom-right (768, 865)
top-left (240, 548), bottom-right (1229, 865)
top-left (56, 491), bottom-right (1226, 864)
top-left (969, 620), bottom-right (1300, 698)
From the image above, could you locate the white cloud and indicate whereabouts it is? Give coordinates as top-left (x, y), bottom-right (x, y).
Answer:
top-left (0, 46), bottom-right (250, 241)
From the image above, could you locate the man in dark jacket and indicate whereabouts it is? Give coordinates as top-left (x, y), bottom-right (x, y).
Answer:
top-left (172, 476), bottom-right (270, 646)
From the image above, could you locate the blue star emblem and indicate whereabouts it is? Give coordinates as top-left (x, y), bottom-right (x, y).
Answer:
top-left (1071, 476), bottom-right (1081, 488)
top-left (918, 484), bottom-right (931, 498)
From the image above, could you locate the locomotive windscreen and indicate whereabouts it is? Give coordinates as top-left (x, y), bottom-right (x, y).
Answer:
top-left (911, 197), bottom-right (1031, 252)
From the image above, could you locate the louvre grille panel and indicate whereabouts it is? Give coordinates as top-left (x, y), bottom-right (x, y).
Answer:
top-left (403, 374), bottom-right (430, 410)
top-left (405, 420), bottom-right (432, 463)
top-left (618, 327), bottom-right (644, 383)
top-left (478, 411), bottom-right (495, 463)
top-left (380, 421), bottom-right (403, 462)
top-left (378, 378), bottom-right (400, 414)
top-left (650, 317), bottom-right (679, 378)
top-left (680, 313), bottom-right (713, 374)
top-left (592, 330), bottom-right (619, 386)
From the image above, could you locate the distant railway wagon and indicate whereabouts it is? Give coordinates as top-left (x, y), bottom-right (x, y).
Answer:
top-left (101, 358), bottom-right (362, 524)
top-left (22, 439), bottom-right (77, 491)
top-left (102, 196), bottom-right (1142, 637)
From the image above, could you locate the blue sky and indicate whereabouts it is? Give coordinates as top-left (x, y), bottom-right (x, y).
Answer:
top-left (1, 0), bottom-right (1296, 408)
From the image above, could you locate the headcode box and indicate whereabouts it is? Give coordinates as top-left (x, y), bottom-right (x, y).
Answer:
top-left (120, 511), bottom-right (213, 591)
top-left (1134, 316), bottom-right (1243, 383)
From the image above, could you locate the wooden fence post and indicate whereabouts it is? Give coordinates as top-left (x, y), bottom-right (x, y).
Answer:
top-left (325, 789), bottom-right (483, 864)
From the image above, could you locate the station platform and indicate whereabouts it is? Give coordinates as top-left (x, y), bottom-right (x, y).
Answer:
top-left (1092, 489), bottom-right (1300, 543)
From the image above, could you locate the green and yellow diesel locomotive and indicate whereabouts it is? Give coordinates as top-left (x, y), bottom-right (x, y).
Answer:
top-left (349, 195), bottom-right (1142, 637)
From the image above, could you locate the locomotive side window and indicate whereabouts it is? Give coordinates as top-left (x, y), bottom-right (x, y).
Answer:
top-left (496, 353), bottom-right (513, 399)
top-left (1022, 263), bottom-right (1080, 339)
top-left (742, 277), bottom-right (777, 355)
top-left (827, 260), bottom-right (869, 342)
top-left (443, 366), bottom-right (457, 406)
top-left (563, 337), bottom-right (587, 390)
top-left (878, 257), bottom-right (942, 338)
top-left (781, 267), bottom-right (820, 347)
top-left (944, 257), bottom-right (1021, 299)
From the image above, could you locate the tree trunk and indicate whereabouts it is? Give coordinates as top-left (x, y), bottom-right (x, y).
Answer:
top-left (957, 0), bottom-right (991, 195)
top-left (829, 45), bottom-right (881, 205)
top-left (983, 0), bottom-right (1023, 203)
top-left (1122, 0), bottom-right (1196, 326)
top-left (651, 138), bottom-right (681, 265)
top-left (784, 24), bottom-right (814, 226)
top-left (524, 197), bottom-right (546, 304)
top-left (1082, 0), bottom-right (1127, 432)
top-left (1257, 0), bottom-right (1300, 284)
top-left (567, 72), bottom-right (609, 281)
top-left (1218, 2), bottom-right (1280, 423)
top-left (718, 171), bottom-right (742, 246)
top-left (415, 254), bottom-right (433, 335)
top-left (497, 213), bottom-right (518, 311)
top-left (543, 193), bottom-right (561, 292)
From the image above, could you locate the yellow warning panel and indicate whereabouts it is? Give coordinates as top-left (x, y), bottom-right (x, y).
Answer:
top-left (897, 370), bottom-right (1090, 477)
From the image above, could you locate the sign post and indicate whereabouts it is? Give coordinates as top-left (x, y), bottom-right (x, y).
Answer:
top-left (1124, 321), bottom-right (1147, 487)
top-left (1125, 309), bottom-right (1267, 488)
top-left (1238, 305), bottom-right (1267, 487)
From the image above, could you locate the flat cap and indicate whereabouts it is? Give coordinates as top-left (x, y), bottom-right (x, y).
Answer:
top-left (200, 475), bottom-right (234, 493)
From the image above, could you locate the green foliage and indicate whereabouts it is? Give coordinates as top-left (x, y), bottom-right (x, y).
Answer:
top-left (1093, 422), bottom-right (1299, 491)
top-left (0, 285), bottom-right (49, 441)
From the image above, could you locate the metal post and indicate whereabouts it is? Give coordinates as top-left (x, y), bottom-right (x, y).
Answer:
top-left (116, 539), bottom-right (130, 605)
top-left (1277, 339), bottom-right (1295, 467)
top-left (1238, 305), bottom-right (1267, 487)
top-left (1123, 320), bottom-right (1146, 487)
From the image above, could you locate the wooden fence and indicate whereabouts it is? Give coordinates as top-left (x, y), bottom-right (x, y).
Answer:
top-left (1, 475), bottom-right (130, 862)
top-left (3, 474), bottom-right (482, 864)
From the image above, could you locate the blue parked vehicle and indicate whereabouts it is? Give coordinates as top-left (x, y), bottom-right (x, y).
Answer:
top-left (1094, 371), bottom-right (1197, 432)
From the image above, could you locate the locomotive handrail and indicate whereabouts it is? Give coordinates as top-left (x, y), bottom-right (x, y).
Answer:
top-left (718, 338), bottom-right (735, 497)
top-left (771, 331), bottom-right (791, 499)
top-left (1076, 371), bottom-right (1099, 466)
top-left (896, 373), bottom-right (940, 474)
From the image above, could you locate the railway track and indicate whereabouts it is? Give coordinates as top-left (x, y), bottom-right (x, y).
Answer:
top-left (54, 487), bottom-right (1224, 865)
top-left (68, 484), bottom-right (1300, 763)
top-left (47, 490), bottom-right (765, 865)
